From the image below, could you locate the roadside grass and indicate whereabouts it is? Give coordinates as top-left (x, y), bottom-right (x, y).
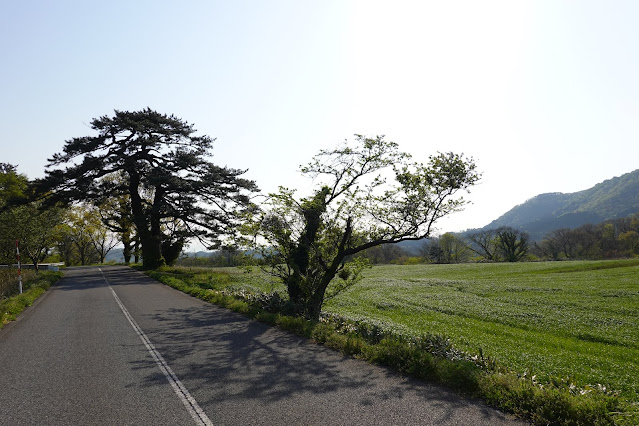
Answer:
top-left (1, 268), bottom-right (37, 298)
top-left (0, 269), bottom-right (63, 328)
top-left (146, 260), bottom-right (639, 425)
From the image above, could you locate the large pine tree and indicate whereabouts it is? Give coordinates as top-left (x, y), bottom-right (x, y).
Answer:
top-left (37, 108), bottom-right (258, 268)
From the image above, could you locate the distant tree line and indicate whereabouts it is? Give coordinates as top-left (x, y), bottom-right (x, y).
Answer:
top-left (533, 215), bottom-right (639, 260)
top-left (353, 216), bottom-right (639, 265)
top-left (174, 246), bottom-right (248, 268)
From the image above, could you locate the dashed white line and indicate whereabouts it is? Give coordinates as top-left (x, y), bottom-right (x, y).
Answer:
top-left (100, 268), bottom-right (214, 426)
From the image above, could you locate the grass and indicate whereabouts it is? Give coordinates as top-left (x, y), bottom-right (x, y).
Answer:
top-left (0, 269), bottom-right (63, 328)
top-left (147, 260), bottom-right (639, 424)
top-left (326, 260), bottom-right (639, 402)
top-left (1, 268), bottom-right (37, 298)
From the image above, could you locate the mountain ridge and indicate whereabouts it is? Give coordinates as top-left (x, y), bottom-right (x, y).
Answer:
top-left (481, 168), bottom-right (639, 240)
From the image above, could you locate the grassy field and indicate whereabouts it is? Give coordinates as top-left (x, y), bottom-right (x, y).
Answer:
top-left (326, 260), bottom-right (639, 402)
top-left (179, 259), bottom-right (639, 402)
top-left (0, 269), bottom-right (62, 328)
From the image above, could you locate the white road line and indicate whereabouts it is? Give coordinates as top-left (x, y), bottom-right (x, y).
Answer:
top-left (99, 268), bottom-right (214, 426)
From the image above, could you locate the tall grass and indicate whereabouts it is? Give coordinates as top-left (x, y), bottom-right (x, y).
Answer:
top-left (0, 268), bottom-right (36, 299)
top-left (0, 269), bottom-right (62, 328)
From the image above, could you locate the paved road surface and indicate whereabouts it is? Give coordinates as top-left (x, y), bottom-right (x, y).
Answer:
top-left (0, 266), bottom-right (527, 425)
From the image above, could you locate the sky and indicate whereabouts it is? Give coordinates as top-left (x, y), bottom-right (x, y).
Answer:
top-left (2, 0), bottom-right (638, 237)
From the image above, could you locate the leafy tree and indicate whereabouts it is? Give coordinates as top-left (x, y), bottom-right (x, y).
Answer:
top-left (52, 222), bottom-right (76, 266)
top-left (84, 206), bottom-right (119, 263)
top-left (533, 237), bottom-right (561, 261)
top-left (547, 228), bottom-right (579, 259)
top-left (535, 214), bottom-right (639, 260)
top-left (420, 238), bottom-right (445, 263)
top-left (9, 202), bottom-right (64, 270)
top-left (36, 109), bottom-right (258, 268)
top-left (495, 227), bottom-right (529, 262)
top-left (67, 206), bottom-right (100, 265)
top-left (421, 234), bottom-right (470, 263)
top-left (0, 163), bottom-right (28, 210)
top-left (438, 233), bottom-right (471, 263)
top-left (466, 229), bottom-right (498, 261)
top-left (358, 243), bottom-right (407, 264)
top-left (0, 165), bottom-right (64, 269)
top-left (0, 164), bottom-right (28, 263)
top-left (572, 224), bottom-right (601, 258)
top-left (618, 230), bottom-right (639, 255)
top-left (245, 135), bottom-right (479, 320)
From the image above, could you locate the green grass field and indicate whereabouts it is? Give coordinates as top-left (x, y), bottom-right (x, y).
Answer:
top-left (326, 260), bottom-right (639, 402)
top-left (187, 259), bottom-right (639, 402)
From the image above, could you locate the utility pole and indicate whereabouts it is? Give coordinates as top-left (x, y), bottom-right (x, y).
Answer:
top-left (16, 239), bottom-right (22, 294)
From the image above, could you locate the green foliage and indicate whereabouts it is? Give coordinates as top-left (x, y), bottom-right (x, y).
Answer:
top-left (495, 227), bottom-right (529, 262)
top-left (421, 233), bottom-right (471, 263)
top-left (535, 214), bottom-right (639, 260)
top-left (0, 163), bottom-right (28, 209)
top-left (356, 243), bottom-right (409, 264)
top-left (2, 202), bottom-right (65, 268)
top-left (244, 135), bottom-right (479, 320)
top-left (37, 109), bottom-right (258, 268)
top-left (0, 164), bottom-right (67, 267)
top-left (479, 373), bottom-right (627, 425)
top-left (175, 248), bottom-right (252, 268)
top-left (55, 204), bottom-right (120, 266)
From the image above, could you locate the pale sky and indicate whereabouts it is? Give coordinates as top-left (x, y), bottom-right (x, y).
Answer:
top-left (2, 0), bottom-right (638, 235)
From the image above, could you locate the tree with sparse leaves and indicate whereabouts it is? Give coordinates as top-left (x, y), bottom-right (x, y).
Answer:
top-left (466, 228), bottom-right (498, 261)
top-left (36, 109), bottom-right (258, 268)
top-left (422, 233), bottom-right (470, 264)
top-left (495, 226), bottom-right (529, 262)
top-left (244, 135), bottom-right (479, 320)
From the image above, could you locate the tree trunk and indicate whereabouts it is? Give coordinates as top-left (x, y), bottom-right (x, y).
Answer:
top-left (304, 218), bottom-right (352, 321)
top-left (128, 171), bottom-right (164, 269)
top-left (287, 189), bottom-right (329, 313)
top-left (122, 232), bottom-right (132, 265)
top-left (134, 239), bottom-right (140, 263)
top-left (139, 231), bottom-right (164, 269)
top-left (306, 264), bottom-right (340, 321)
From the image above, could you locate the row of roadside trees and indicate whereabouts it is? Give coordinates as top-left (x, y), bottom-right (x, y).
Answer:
top-left (0, 165), bottom-right (126, 269)
top-left (6, 108), bottom-right (479, 320)
top-left (7, 108), bottom-right (637, 320)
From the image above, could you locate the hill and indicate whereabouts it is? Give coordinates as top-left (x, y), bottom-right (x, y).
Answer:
top-left (482, 168), bottom-right (639, 240)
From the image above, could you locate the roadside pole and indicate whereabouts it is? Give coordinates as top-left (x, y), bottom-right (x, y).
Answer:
top-left (16, 240), bottom-right (22, 294)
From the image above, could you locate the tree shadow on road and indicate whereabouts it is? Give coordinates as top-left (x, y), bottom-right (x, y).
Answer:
top-left (127, 303), bottom-right (521, 425)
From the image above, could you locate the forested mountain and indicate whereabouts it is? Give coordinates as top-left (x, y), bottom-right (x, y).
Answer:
top-left (483, 169), bottom-right (639, 241)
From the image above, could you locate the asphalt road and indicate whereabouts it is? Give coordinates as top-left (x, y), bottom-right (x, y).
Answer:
top-left (0, 266), bottom-right (528, 425)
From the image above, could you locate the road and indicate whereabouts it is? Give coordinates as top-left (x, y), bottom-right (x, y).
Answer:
top-left (0, 266), bottom-right (527, 425)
